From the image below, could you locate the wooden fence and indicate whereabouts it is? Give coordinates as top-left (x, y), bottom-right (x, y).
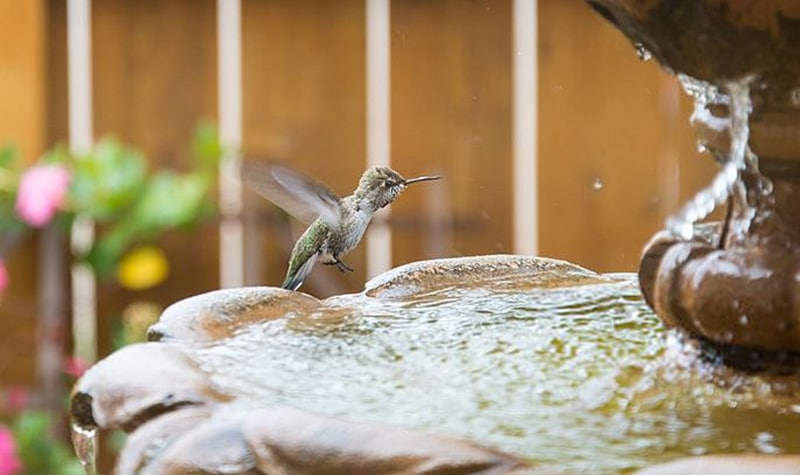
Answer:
top-left (0, 0), bottom-right (716, 400)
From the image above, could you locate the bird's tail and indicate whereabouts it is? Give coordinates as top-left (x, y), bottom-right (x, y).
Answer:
top-left (281, 273), bottom-right (303, 291)
top-left (281, 253), bottom-right (318, 291)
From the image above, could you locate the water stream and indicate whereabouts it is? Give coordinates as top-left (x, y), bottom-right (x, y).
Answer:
top-left (666, 75), bottom-right (769, 241)
top-left (181, 275), bottom-right (800, 474)
top-left (70, 422), bottom-right (97, 475)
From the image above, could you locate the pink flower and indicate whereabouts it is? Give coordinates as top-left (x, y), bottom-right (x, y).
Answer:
top-left (63, 356), bottom-right (90, 378)
top-left (0, 426), bottom-right (22, 475)
top-left (15, 164), bottom-right (71, 227)
top-left (0, 262), bottom-right (6, 294)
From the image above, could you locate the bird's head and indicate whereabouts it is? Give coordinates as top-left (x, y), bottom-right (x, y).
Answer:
top-left (355, 167), bottom-right (441, 210)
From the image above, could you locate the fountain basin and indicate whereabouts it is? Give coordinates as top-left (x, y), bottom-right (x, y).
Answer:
top-left (70, 256), bottom-right (800, 474)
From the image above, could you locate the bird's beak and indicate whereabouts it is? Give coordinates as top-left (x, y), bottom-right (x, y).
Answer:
top-left (404, 175), bottom-right (442, 185)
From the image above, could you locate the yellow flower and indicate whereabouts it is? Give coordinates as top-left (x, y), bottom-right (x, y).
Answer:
top-left (116, 246), bottom-right (169, 290)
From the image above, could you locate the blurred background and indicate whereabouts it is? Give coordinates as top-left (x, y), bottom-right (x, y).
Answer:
top-left (0, 0), bottom-right (718, 472)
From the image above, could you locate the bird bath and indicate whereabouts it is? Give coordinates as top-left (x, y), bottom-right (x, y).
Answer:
top-left (70, 256), bottom-right (800, 474)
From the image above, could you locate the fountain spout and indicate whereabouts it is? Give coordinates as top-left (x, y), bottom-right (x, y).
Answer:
top-left (587, 0), bottom-right (800, 368)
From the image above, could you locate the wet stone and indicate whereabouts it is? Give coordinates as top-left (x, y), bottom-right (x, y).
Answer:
top-left (149, 287), bottom-right (324, 343)
top-left (637, 454), bottom-right (800, 475)
top-left (364, 254), bottom-right (605, 299)
top-left (116, 406), bottom-right (213, 475)
top-left (137, 414), bottom-right (260, 475)
top-left (241, 405), bottom-right (529, 475)
top-left (70, 343), bottom-right (229, 432)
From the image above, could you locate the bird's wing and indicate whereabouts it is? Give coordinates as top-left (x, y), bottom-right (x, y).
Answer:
top-left (242, 161), bottom-right (341, 226)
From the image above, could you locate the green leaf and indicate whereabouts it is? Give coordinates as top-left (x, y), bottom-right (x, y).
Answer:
top-left (131, 171), bottom-right (210, 230)
top-left (192, 121), bottom-right (223, 172)
top-left (39, 145), bottom-right (71, 165)
top-left (11, 410), bottom-right (84, 475)
top-left (85, 171), bottom-right (211, 277)
top-left (0, 143), bottom-right (17, 169)
top-left (0, 196), bottom-right (27, 247)
top-left (84, 218), bottom-right (139, 276)
top-left (69, 139), bottom-right (147, 220)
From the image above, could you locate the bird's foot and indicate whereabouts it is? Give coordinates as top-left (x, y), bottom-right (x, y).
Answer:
top-left (334, 259), bottom-right (354, 273)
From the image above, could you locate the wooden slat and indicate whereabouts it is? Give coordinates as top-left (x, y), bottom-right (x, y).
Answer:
top-left (92, 0), bottom-right (218, 168)
top-left (0, 0), bottom-right (46, 385)
top-left (392, 0), bottom-right (514, 263)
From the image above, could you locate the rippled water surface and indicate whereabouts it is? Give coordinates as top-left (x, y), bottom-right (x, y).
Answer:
top-left (186, 274), bottom-right (800, 474)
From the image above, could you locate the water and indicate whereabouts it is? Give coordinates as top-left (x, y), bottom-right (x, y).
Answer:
top-left (182, 275), bottom-right (800, 474)
top-left (667, 75), bottom-right (768, 241)
top-left (71, 423), bottom-right (97, 475)
top-left (634, 43), bottom-right (652, 61)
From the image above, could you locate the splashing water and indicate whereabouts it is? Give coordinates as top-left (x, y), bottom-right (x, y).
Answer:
top-left (70, 423), bottom-right (97, 475)
top-left (666, 74), bottom-right (762, 241)
top-left (634, 43), bottom-right (652, 61)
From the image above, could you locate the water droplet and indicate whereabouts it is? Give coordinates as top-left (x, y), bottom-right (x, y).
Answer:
top-left (634, 42), bottom-right (652, 61)
top-left (755, 431), bottom-right (780, 454)
top-left (690, 446), bottom-right (707, 455)
top-left (791, 88), bottom-right (800, 106)
top-left (592, 178), bottom-right (604, 191)
top-left (71, 423), bottom-right (97, 475)
top-left (721, 331), bottom-right (734, 343)
top-left (760, 177), bottom-right (774, 196)
top-left (739, 314), bottom-right (749, 325)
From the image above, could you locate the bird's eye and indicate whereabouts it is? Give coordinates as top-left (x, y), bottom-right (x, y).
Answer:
top-left (384, 180), bottom-right (395, 187)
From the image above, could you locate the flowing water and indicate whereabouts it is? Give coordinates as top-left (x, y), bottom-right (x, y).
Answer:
top-left (70, 423), bottom-right (97, 475)
top-left (666, 74), bottom-right (769, 241)
top-left (182, 275), bottom-right (800, 474)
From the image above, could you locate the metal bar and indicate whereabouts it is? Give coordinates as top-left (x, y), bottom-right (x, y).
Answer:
top-left (67, 0), bottom-right (97, 364)
top-left (217, 0), bottom-right (245, 288)
top-left (512, 0), bottom-right (538, 255)
top-left (365, 0), bottom-right (392, 279)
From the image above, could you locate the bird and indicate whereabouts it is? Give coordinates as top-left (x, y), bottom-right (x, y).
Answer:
top-left (242, 161), bottom-right (441, 291)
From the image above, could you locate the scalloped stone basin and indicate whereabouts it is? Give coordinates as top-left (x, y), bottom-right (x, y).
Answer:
top-left (71, 256), bottom-right (800, 474)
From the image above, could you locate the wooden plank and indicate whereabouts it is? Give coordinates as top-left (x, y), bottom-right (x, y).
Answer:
top-left (92, 0), bottom-right (218, 166)
top-left (0, 0), bottom-right (46, 385)
top-left (0, 0), bottom-right (46, 158)
top-left (391, 0), bottom-right (514, 264)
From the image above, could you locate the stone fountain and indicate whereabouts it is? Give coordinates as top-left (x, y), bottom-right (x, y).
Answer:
top-left (586, 0), bottom-right (800, 366)
top-left (69, 2), bottom-right (800, 474)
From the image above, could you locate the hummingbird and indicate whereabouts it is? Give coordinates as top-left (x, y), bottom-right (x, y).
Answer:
top-left (242, 162), bottom-right (442, 291)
